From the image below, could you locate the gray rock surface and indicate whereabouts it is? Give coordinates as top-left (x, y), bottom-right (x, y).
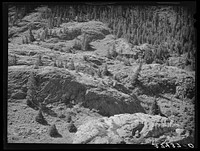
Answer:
top-left (8, 65), bottom-right (145, 116)
top-left (73, 113), bottom-right (189, 144)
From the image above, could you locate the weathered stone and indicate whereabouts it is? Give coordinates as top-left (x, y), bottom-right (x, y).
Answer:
top-left (72, 113), bottom-right (188, 144)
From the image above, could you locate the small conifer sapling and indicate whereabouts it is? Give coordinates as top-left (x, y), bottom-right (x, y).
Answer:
top-left (26, 72), bottom-right (38, 109)
top-left (35, 109), bottom-right (46, 124)
top-left (69, 59), bottom-right (75, 70)
top-left (49, 124), bottom-right (61, 137)
top-left (68, 121), bottom-right (77, 133)
top-left (102, 63), bottom-right (109, 76)
top-left (150, 99), bottom-right (161, 115)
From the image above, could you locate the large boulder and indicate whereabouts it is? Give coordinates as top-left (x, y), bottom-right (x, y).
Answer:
top-left (60, 21), bottom-right (110, 37)
top-left (36, 21), bottom-right (111, 51)
top-left (59, 21), bottom-right (110, 51)
top-left (73, 113), bottom-right (189, 144)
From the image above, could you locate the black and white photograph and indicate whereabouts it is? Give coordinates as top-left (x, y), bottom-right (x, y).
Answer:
top-left (4, 1), bottom-right (196, 149)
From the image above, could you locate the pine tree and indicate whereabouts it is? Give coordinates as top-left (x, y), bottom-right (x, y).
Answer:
top-left (68, 121), bottom-right (77, 133)
top-left (83, 55), bottom-right (88, 62)
top-left (110, 43), bottom-right (118, 58)
top-left (60, 61), bottom-right (63, 68)
top-left (34, 54), bottom-right (43, 69)
top-left (13, 55), bottom-right (17, 65)
top-left (68, 59), bottom-right (75, 70)
top-left (35, 109), bottom-right (46, 124)
top-left (22, 37), bottom-right (25, 44)
top-left (66, 115), bottom-right (72, 123)
top-left (106, 49), bottom-right (112, 59)
top-left (29, 29), bottom-right (35, 42)
top-left (97, 68), bottom-right (102, 78)
top-left (25, 36), bottom-right (29, 44)
top-left (102, 63), bottom-right (109, 76)
top-left (37, 54), bottom-right (43, 66)
top-left (82, 33), bottom-right (88, 51)
top-left (131, 59), bottom-right (143, 86)
top-left (53, 60), bottom-right (57, 67)
top-left (37, 32), bottom-right (40, 40)
top-left (150, 99), bottom-right (162, 116)
top-left (49, 124), bottom-right (61, 137)
top-left (26, 71), bottom-right (38, 108)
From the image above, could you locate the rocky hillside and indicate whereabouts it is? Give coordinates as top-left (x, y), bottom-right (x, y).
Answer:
top-left (7, 4), bottom-right (195, 147)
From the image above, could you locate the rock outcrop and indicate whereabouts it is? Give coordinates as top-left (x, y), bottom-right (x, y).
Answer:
top-left (73, 113), bottom-right (189, 144)
top-left (137, 64), bottom-right (195, 98)
top-left (8, 65), bottom-right (145, 116)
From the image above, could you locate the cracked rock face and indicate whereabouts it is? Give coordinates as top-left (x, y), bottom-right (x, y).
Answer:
top-left (73, 113), bottom-right (189, 144)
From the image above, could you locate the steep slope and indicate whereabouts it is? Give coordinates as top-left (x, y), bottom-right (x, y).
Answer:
top-left (7, 5), bottom-right (195, 145)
